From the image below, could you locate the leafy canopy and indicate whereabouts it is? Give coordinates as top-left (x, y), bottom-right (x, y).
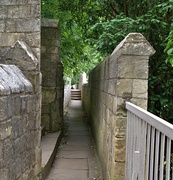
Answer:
top-left (42, 0), bottom-right (173, 122)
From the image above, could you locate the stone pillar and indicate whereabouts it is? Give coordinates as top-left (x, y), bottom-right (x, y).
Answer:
top-left (41, 19), bottom-right (64, 132)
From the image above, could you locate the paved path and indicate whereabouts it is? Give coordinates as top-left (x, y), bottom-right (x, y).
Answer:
top-left (46, 100), bottom-right (102, 180)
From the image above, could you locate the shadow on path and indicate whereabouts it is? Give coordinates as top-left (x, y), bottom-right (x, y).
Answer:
top-left (46, 100), bottom-right (102, 180)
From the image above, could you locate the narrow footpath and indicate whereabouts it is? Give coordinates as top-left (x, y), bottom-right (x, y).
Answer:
top-left (46, 100), bottom-right (102, 180)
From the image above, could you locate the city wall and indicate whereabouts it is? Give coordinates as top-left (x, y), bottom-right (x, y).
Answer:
top-left (0, 0), bottom-right (41, 179)
top-left (82, 33), bottom-right (155, 180)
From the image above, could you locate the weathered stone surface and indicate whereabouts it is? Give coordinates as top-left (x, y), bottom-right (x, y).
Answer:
top-left (114, 137), bottom-right (126, 161)
top-left (0, 33), bottom-right (25, 47)
top-left (6, 19), bottom-right (16, 32)
top-left (0, 20), bottom-right (5, 32)
top-left (116, 79), bottom-right (133, 97)
top-left (82, 33), bottom-right (155, 179)
top-left (0, 76), bottom-right (10, 95)
top-left (0, 1), bottom-right (41, 179)
top-left (0, 65), bottom-right (33, 94)
top-left (3, 41), bottom-right (38, 70)
top-left (8, 5), bottom-right (31, 18)
top-left (16, 19), bottom-right (40, 32)
top-left (132, 79), bottom-right (148, 98)
top-left (0, 120), bottom-right (12, 140)
top-left (30, 4), bottom-right (40, 18)
top-left (41, 19), bottom-right (63, 132)
top-left (0, 6), bottom-right (7, 19)
top-left (118, 56), bottom-right (148, 79)
top-left (26, 32), bottom-right (40, 47)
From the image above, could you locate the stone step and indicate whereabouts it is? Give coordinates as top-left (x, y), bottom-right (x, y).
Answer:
top-left (71, 90), bottom-right (81, 100)
top-left (41, 131), bottom-right (63, 180)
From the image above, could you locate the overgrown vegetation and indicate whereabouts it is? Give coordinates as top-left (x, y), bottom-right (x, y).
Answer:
top-left (41, 0), bottom-right (173, 122)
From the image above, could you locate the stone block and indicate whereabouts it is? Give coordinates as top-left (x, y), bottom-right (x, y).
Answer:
top-left (16, 19), bottom-right (40, 32)
top-left (116, 79), bottom-right (133, 97)
top-left (31, 4), bottom-right (40, 18)
top-left (0, 168), bottom-right (9, 180)
top-left (42, 88), bottom-right (56, 104)
top-left (0, 97), bottom-right (8, 120)
top-left (26, 32), bottom-right (40, 47)
top-left (0, 6), bottom-right (7, 19)
top-left (0, 32), bottom-right (25, 47)
top-left (109, 55), bottom-right (118, 79)
top-left (0, 20), bottom-right (5, 32)
top-left (114, 117), bottom-right (126, 138)
top-left (118, 56), bottom-right (148, 79)
top-left (8, 5), bottom-right (31, 18)
top-left (6, 19), bottom-right (16, 32)
top-left (108, 79), bottom-right (117, 95)
top-left (130, 98), bottom-right (147, 110)
top-left (132, 79), bottom-right (148, 98)
top-left (114, 161), bottom-right (125, 179)
top-left (3, 138), bottom-right (14, 165)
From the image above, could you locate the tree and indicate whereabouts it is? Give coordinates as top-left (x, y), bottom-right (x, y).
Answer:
top-left (41, 0), bottom-right (102, 82)
top-left (41, 0), bottom-right (173, 122)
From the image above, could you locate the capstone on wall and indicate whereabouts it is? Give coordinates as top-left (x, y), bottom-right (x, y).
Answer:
top-left (41, 19), bottom-right (64, 132)
top-left (82, 33), bottom-right (155, 180)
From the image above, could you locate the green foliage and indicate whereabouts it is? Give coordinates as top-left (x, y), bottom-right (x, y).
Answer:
top-left (41, 0), bottom-right (173, 123)
top-left (41, 0), bottom-right (102, 80)
top-left (165, 23), bottom-right (173, 65)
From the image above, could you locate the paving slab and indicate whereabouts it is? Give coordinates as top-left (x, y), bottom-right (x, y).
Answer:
top-left (46, 100), bottom-right (102, 180)
top-left (48, 169), bottom-right (88, 180)
top-left (57, 150), bottom-right (90, 158)
top-left (52, 158), bottom-right (88, 170)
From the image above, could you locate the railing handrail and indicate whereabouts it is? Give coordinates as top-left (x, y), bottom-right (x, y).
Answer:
top-left (126, 102), bottom-right (173, 139)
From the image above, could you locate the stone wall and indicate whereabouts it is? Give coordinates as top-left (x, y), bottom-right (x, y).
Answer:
top-left (0, 1), bottom-right (41, 179)
top-left (0, 64), bottom-right (41, 180)
top-left (0, 0), bottom-right (40, 59)
top-left (41, 19), bottom-right (64, 132)
top-left (82, 33), bottom-right (155, 180)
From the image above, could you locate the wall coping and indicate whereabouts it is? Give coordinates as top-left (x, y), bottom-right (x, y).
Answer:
top-left (0, 64), bottom-right (33, 95)
top-left (112, 33), bottom-right (156, 56)
top-left (41, 18), bottom-right (59, 28)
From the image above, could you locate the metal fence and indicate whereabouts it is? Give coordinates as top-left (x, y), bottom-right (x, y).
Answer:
top-left (126, 102), bottom-right (173, 180)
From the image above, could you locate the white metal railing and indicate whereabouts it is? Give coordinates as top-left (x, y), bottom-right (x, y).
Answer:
top-left (126, 102), bottom-right (173, 180)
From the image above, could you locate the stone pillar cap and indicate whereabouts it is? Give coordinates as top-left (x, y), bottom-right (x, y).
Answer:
top-left (112, 33), bottom-right (156, 56)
